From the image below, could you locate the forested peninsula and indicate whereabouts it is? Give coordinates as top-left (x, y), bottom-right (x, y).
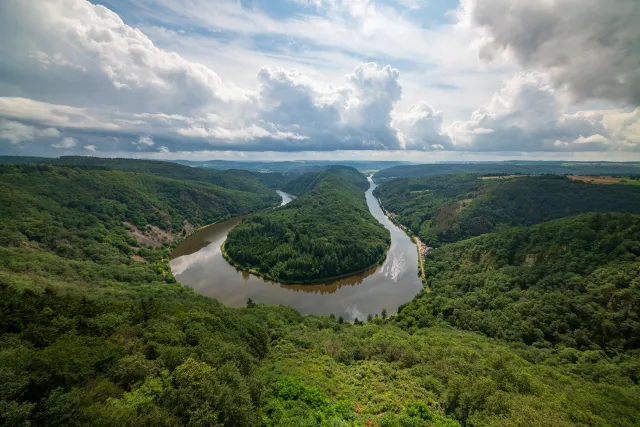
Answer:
top-left (224, 167), bottom-right (391, 283)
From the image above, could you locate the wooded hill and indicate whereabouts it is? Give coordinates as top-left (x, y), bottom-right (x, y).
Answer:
top-left (397, 213), bottom-right (640, 354)
top-left (224, 167), bottom-right (390, 283)
top-left (373, 161), bottom-right (640, 180)
top-left (0, 164), bottom-right (281, 254)
top-left (1, 161), bottom-right (639, 426)
top-left (374, 174), bottom-right (640, 246)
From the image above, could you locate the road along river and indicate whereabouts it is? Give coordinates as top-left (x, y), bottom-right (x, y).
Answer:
top-left (170, 177), bottom-right (423, 321)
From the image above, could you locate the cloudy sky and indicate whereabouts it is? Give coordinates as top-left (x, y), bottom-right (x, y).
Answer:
top-left (0, 0), bottom-right (638, 161)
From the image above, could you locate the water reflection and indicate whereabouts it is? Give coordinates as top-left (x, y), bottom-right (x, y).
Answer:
top-left (170, 181), bottom-right (422, 321)
top-left (276, 190), bottom-right (294, 206)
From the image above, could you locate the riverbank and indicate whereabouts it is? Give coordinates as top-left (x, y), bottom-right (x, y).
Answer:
top-left (221, 240), bottom-right (390, 285)
top-left (376, 199), bottom-right (429, 288)
top-left (169, 190), bottom-right (293, 258)
top-left (170, 176), bottom-right (422, 320)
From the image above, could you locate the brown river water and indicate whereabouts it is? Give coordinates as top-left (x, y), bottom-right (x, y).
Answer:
top-left (170, 178), bottom-right (423, 321)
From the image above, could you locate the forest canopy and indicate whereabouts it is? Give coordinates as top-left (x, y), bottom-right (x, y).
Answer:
top-left (373, 162), bottom-right (640, 180)
top-left (374, 174), bottom-right (640, 246)
top-left (396, 213), bottom-right (640, 354)
top-left (1, 159), bottom-right (639, 426)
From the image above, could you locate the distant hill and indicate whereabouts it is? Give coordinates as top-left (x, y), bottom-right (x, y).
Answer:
top-left (375, 174), bottom-right (640, 246)
top-left (0, 164), bottom-right (280, 258)
top-left (0, 156), bottom-right (293, 190)
top-left (172, 159), bottom-right (411, 173)
top-left (374, 161), bottom-right (640, 180)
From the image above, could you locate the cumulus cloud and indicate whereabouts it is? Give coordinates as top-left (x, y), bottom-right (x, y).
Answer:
top-left (447, 72), bottom-right (613, 151)
top-left (0, 0), bottom-right (252, 114)
top-left (255, 63), bottom-right (407, 150)
top-left (0, 0), bottom-right (412, 152)
top-left (133, 136), bottom-right (155, 147)
top-left (52, 137), bottom-right (78, 149)
top-left (0, 120), bottom-right (60, 144)
top-left (393, 103), bottom-right (451, 150)
top-left (460, 0), bottom-right (640, 105)
top-left (0, 0), bottom-right (637, 156)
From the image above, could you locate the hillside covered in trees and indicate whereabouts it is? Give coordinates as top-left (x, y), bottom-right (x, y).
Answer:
top-left (374, 174), bottom-right (640, 246)
top-left (1, 159), bottom-right (640, 426)
top-left (373, 161), bottom-right (640, 180)
top-left (0, 164), bottom-right (280, 255)
top-left (224, 167), bottom-right (391, 283)
top-left (396, 213), bottom-right (640, 353)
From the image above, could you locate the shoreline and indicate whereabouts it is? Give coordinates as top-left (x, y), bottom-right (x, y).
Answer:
top-left (221, 240), bottom-right (390, 285)
top-left (168, 190), bottom-right (293, 259)
top-left (219, 178), bottom-right (392, 286)
top-left (376, 197), bottom-right (429, 288)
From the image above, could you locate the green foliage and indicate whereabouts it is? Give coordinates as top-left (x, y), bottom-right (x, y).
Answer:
top-left (262, 319), bottom-right (639, 426)
top-left (374, 162), bottom-right (640, 180)
top-left (0, 164), bottom-right (279, 261)
top-left (2, 161), bottom-right (640, 426)
top-left (48, 156), bottom-right (284, 193)
top-left (397, 213), bottom-right (640, 354)
top-left (225, 167), bottom-right (390, 282)
top-left (375, 175), bottom-right (640, 246)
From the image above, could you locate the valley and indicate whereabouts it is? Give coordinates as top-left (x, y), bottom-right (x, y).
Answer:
top-left (1, 157), bottom-right (639, 426)
top-left (170, 176), bottom-right (422, 321)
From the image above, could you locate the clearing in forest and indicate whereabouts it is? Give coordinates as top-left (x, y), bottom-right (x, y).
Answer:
top-left (568, 175), bottom-right (633, 184)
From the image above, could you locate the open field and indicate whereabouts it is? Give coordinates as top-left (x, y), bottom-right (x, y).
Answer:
top-left (568, 175), bottom-right (640, 184)
top-left (480, 174), bottom-right (536, 180)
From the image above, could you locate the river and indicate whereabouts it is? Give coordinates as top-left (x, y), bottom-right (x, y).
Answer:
top-left (169, 177), bottom-right (423, 321)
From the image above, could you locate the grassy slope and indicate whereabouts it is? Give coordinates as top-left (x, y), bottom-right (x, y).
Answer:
top-left (224, 167), bottom-right (390, 283)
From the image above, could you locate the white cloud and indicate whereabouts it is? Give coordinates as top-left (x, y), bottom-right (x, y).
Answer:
top-left (0, 0), bottom-right (637, 157)
top-left (52, 137), bottom-right (78, 149)
top-left (393, 102), bottom-right (450, 150)
top-left (459, 0), bottom-right (640, 105)
top-left (255, 63), bottom-right (407, 150)
top-left (133, 135), bottom-right (154, 146)
top-left (0, 0), bottom-right (252, 115)
top-left (0, 120), bottom-right (60, 144)
top-left (446, 72), bottom-right (614, 151)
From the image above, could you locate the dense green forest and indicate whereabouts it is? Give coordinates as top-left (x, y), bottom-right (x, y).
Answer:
top-left (374, 174), bottom-right (640, 246)
top-left (2, 161), bottom-right (640, 426)
top-left (0, 156), bottom-right (408, 174)
top-left (0, 164), bottom-right (280, 254)
top-left (49, 156), bottom-right (290, 191)
top-left (396, 213), bottom-right (640, 352)
top-left (224, 167), bottom-right (390, 283)
top-left (374, 162), bottom-right (640, 180)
